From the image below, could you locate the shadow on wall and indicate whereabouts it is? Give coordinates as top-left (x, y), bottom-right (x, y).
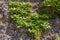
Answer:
top-left (10, 0), bottom-right (43, 3)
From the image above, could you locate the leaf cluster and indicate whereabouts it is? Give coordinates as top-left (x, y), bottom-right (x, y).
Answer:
top-left (41, 0), bottom-right (60, 15)
top-left (9, 2), bottom-right (51, 40)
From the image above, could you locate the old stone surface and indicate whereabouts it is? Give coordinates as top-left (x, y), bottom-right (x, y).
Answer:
top-left (1, 1), bottom-right (60, 40)
top-left (0, 1), bottom-right (32, 40)
top-left (41, 18), bottom-right (60, 40)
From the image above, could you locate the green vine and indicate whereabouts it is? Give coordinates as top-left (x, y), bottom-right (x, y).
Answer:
top-left (41, 0), bottom-right (60, 15)
top-left (9, 2), bottom-right (51, 40)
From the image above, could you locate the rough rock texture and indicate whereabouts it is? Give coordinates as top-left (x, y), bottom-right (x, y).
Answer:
top-left (1, 1), bottom-right (60, 40)
top-left (0, 1), bottom-right (9, 40)
top-left (0, 1), bottom-right (32, 40)
top-left (41, 18), bottom-right (60, 40)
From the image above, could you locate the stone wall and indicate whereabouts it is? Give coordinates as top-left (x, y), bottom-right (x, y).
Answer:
top-left (0, 1), bottom-right (33, 40)
top-left (1, 0), bottom-right (60, 40)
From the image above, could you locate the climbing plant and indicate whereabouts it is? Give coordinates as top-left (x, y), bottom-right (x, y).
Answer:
top-left (41, 0), bottom-right (60, 15)
top-left (56, 34), bottom-right (60, 40)
top-left (9, 2), bottom-right (51, 40)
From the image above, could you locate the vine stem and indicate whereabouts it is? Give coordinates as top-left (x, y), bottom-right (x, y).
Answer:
top-left (34, 30), bottom-right (41, 40)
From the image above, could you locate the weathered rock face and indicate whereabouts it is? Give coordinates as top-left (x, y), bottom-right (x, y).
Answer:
top-left (41, 18), bottom-right (60, 40)
top-left (0, 1), bottom-right (32, 40)
top-left (1, 1), bottom-right (60, 40)
top-left (0, 1), bottom-right (10, 40)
